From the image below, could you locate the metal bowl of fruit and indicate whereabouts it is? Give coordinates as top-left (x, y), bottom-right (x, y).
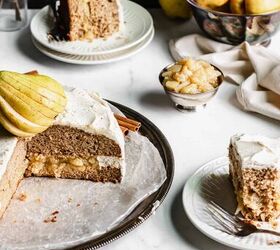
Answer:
top-left (187, 0), bottom-right (280, 45)
top-left (159, 58), bottom-right (224, 112)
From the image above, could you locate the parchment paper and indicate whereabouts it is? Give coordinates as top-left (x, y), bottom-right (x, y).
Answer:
top-left (0, 132), bottom-right (167, 249)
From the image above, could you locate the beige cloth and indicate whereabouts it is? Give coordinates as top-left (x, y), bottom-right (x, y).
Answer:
top-left (169, 34), bottom-right (280, 121)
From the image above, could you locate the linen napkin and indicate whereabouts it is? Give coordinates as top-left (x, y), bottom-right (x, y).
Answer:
top-left (169, 34), bottom-right (280, 121)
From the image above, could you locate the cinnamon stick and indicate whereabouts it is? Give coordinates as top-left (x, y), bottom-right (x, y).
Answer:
top-left (120, 126), bottom-right (129, 136)
top-left (114, 114), bottom-right (141, 129)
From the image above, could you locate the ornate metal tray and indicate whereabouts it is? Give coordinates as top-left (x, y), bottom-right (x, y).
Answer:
top-left (69, 101), bottom-right (174, 250)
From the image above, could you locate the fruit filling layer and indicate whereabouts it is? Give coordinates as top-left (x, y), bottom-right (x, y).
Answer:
top-left (25, 154), bottom-right (122, 183)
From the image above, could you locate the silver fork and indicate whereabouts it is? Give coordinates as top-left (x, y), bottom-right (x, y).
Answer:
top-left (208, 201), bottom-right (280, 237)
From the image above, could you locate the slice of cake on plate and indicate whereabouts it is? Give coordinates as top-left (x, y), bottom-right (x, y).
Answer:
top-left (51, 0), bottom-right (124, 41)
top-left (229, 134), bottom-right (280, 223)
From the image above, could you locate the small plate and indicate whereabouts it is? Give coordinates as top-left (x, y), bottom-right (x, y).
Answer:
top-left (31, 27), bottom-right (154, 64)
top-left (30, 0), bottom-right (153, 55)
top-left (183, 157), bottom-right (280, 250)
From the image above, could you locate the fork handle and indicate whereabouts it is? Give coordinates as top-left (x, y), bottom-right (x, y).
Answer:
top-left (258, 229), bottom-right (280, 237)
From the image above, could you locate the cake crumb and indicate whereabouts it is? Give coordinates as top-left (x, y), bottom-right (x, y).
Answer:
top-left (68, 197), bottom-right (72, 203)
top-left (51, 210), bottom-right (59, 216)
top-left (35, 198), bottom-right (41, 204)
top-left (44, 211), bottom-right (59, 223)
top-left (44, 216), bottom-right (57, 223)
top-left (76, 203), bottom-right (81, 207)
top-left (17, 193), bottom-right (27, 201)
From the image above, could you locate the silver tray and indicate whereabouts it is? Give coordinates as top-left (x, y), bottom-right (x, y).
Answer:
top-left (69, 101), bottom-right (174, 250)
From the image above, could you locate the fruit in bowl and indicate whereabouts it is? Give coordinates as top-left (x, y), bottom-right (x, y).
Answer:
top-left (159, 58), bottom-right (224, 111)
top-left (197, 0), bottom-right (280, 14)
top-left (187, 0), bottom-right (280, 45)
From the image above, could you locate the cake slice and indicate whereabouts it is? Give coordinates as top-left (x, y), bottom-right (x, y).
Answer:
top-left (0, 132), bottom-right (27, 218)
top-left (53, 0), bottom-right (123, 41)
top-left (25, 88), bottom-right (125, 183)
top-left (229, 134), bottom-right (280, 223)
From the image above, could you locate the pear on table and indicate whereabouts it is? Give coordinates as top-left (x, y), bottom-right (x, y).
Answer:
top-left (0, 71), bottom-right (67, 137)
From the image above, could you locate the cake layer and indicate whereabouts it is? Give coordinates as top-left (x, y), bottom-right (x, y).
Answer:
top-left (25, 125), bottom-right (123, 183)
top-left (229, 134), bottom-right (280, 223)
top-left (0, 140), bottom-right (27, 218)
top-left (58, 0), bottom-right (122, 41)
top-left (27, 125), bottom-right (122, 157)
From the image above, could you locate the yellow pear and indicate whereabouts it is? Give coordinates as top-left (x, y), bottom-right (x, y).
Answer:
top-left (0, 85), bottom-right (54, 126)
top-left (245, 0), bottom-right (280, 14)
top-left (2, 73), bottom-right (66, 113)
top-left (0, 111), bottom-right (34, 137)
top-left (0, 83), bottom-right (58, 119)
top-left (197, 0), bottom-right (229, 9)
top-left (159, 0), bottom-right (192, 19)
top-left (0, 71), bottom-right (67, 137)
top-left (230, 0), bottom-right (245, 14)
top-left (0, 96), bottom-right (48, 134)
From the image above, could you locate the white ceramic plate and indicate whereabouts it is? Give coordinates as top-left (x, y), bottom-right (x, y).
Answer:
top-left (30, 0), bottom-right (153, 55)
top-left (183, 157), bottom-right (280, 250)
top-left (32, 27), bottom-right (154, 64)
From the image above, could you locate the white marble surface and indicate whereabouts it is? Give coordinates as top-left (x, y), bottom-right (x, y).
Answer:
top-left (0, 9), bottom-right (280, 250)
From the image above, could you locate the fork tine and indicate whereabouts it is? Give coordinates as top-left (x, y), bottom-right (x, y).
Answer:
top-left (210, 201), bottom-right (237, 219)
top-left (210, 201), bottom-right (240, 224)
top-left (208, 203), bottom-right (239, 231)
top-left (208, 206), bottom-right (236, 233)
top-left (208, 203), bottom-right (236, 226)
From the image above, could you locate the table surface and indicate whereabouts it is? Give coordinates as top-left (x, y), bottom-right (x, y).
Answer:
top-left (0, 9), bottom-right (280, 250)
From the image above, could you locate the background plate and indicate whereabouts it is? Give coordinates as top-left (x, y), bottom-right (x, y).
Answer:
top-left (66, 101), bottom-right (174, 250)
top-left (31, 0), bottom-right (153, 55)
top-left (183, 157), bottom-right (280, 250)
top-left (31, 27), bottom-right (154, 64)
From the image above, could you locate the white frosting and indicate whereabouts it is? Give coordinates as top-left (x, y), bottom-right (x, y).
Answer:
top-left (97, 156), bottom-right (124, 169)
top-left (231, 134), bottom-right (280, 168)
top-left (55, 88), bottom-right (124, 157)
top-left (0, 130), bottom-right (18, 180)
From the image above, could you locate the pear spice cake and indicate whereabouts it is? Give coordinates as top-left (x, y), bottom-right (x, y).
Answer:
top-left (229, 134), bottom-right (280, 224)
top-left (50, 0), bottom-right (123, 41)
top-left (0, 71), bottom-right (142, 219)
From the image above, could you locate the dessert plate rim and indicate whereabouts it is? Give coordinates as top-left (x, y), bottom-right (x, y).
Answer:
top-left (182, 156), bottom-right (280, 250)
top-left (30, 0), bottom-right (154, 56)
top-left (31, 27), bottom-right (154, 64)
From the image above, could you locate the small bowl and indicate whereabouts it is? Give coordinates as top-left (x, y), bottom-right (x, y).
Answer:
top-left (187, 0), bottom-right (280, 45)
top-left (159, 63), bottom-right (224, 112)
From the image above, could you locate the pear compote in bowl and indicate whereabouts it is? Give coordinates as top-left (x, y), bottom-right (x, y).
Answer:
top-left (159, 58), bottom-right (224, 112)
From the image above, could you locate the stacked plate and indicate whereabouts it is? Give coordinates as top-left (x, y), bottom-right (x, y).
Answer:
top-left (30, 0), bottom-right (154, 64)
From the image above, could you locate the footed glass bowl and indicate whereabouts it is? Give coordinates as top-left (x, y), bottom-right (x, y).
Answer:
top-left (187, 0), bottom-right (280, 45)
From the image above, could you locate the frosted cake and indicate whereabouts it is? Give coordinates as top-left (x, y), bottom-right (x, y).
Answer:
top-left (0, 87), bottom-right (125, 219)
top-left (229, 134), bottom-right (280, 223)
